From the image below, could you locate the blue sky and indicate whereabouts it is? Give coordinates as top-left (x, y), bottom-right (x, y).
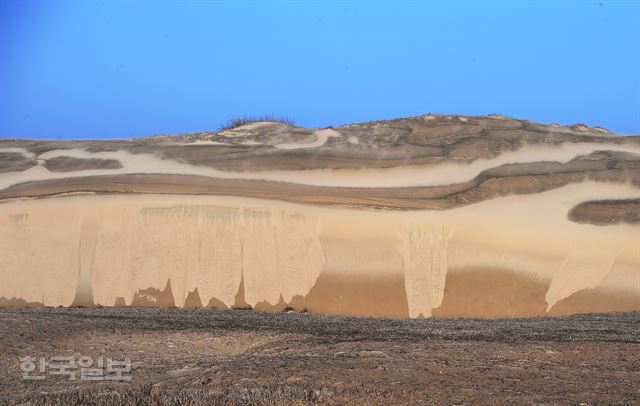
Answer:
top-left (1, 0), bottom-right (638, 139)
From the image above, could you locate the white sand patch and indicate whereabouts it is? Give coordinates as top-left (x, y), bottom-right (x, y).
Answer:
top-left (219, 122), bottom-right (284, 137)
top-left (186, 140), bottom-right (229, 146)
top-left (233, 122), bottom-right (281, 131)
top-left (593, 127), bottom-right (612, 135)
top-left (0, 147), bottom-right (36, 159)
top-left (1, 142), bottom-right (640, 191)
top-left (545, 125), bottom-right (615, 136)
top-left (219, 130), bottom-right (252, 138)
top-left (458, 117), bottom-right (468, 122)
top-left (347, 136), bottom-right (359, 145)
top-left (273, 129), bottom-right (340, 150)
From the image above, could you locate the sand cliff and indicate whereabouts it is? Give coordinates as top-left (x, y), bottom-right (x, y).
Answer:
top-left (1, 115), bottom-right (639, 317)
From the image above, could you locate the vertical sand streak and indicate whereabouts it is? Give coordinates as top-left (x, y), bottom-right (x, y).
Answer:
top-left (545, 251), bottom-right (619, 310)
top-left (241, 209), bottom-right (325, 306)
top-left (73, 211), bottom-right (99, 306)
top-left (402, 224), bottom-right (448, 318)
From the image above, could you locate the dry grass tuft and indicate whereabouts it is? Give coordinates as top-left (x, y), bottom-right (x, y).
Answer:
top-left (219, 116), bottom-right (295, 131)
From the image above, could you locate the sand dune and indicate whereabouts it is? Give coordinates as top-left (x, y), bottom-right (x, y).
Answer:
top-left (1, 183), bottom-right (638, 317)
top-left (0, 115), bottom-right (638, 317)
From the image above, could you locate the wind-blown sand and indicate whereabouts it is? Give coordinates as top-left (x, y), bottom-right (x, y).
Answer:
top-left (1, 115), bottom-right (639, 317)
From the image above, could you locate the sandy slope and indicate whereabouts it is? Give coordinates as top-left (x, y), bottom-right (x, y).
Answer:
top-left (1, 183), bottom-right (638, 317)
top-left (0, 115), bottom-right (639, 317)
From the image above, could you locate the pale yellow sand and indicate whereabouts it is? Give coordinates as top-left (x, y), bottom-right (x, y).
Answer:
top-left (1, 181), bottom-right (638, 317)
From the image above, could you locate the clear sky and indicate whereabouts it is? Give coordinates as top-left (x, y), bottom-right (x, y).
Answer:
top-left (1, 0), bottom-right (639, 139)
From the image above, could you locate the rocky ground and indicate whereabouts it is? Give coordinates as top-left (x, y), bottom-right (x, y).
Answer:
top-left (0, 308), bottom-right (639, 405)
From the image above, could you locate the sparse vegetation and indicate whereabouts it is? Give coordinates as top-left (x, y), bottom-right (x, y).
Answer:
top-left (219, 116), bottom-right (295, 131)
top-left (18, 383), bottom-right (332, 406)
top-left (3, 308), bottom-right (639, 405)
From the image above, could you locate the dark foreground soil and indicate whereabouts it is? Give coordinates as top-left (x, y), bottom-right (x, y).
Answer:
top-left (0, 308), bottom-right (639, 405)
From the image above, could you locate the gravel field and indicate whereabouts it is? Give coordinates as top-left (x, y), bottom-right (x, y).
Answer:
top-left (1, 308), bottom-right (639, 405)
